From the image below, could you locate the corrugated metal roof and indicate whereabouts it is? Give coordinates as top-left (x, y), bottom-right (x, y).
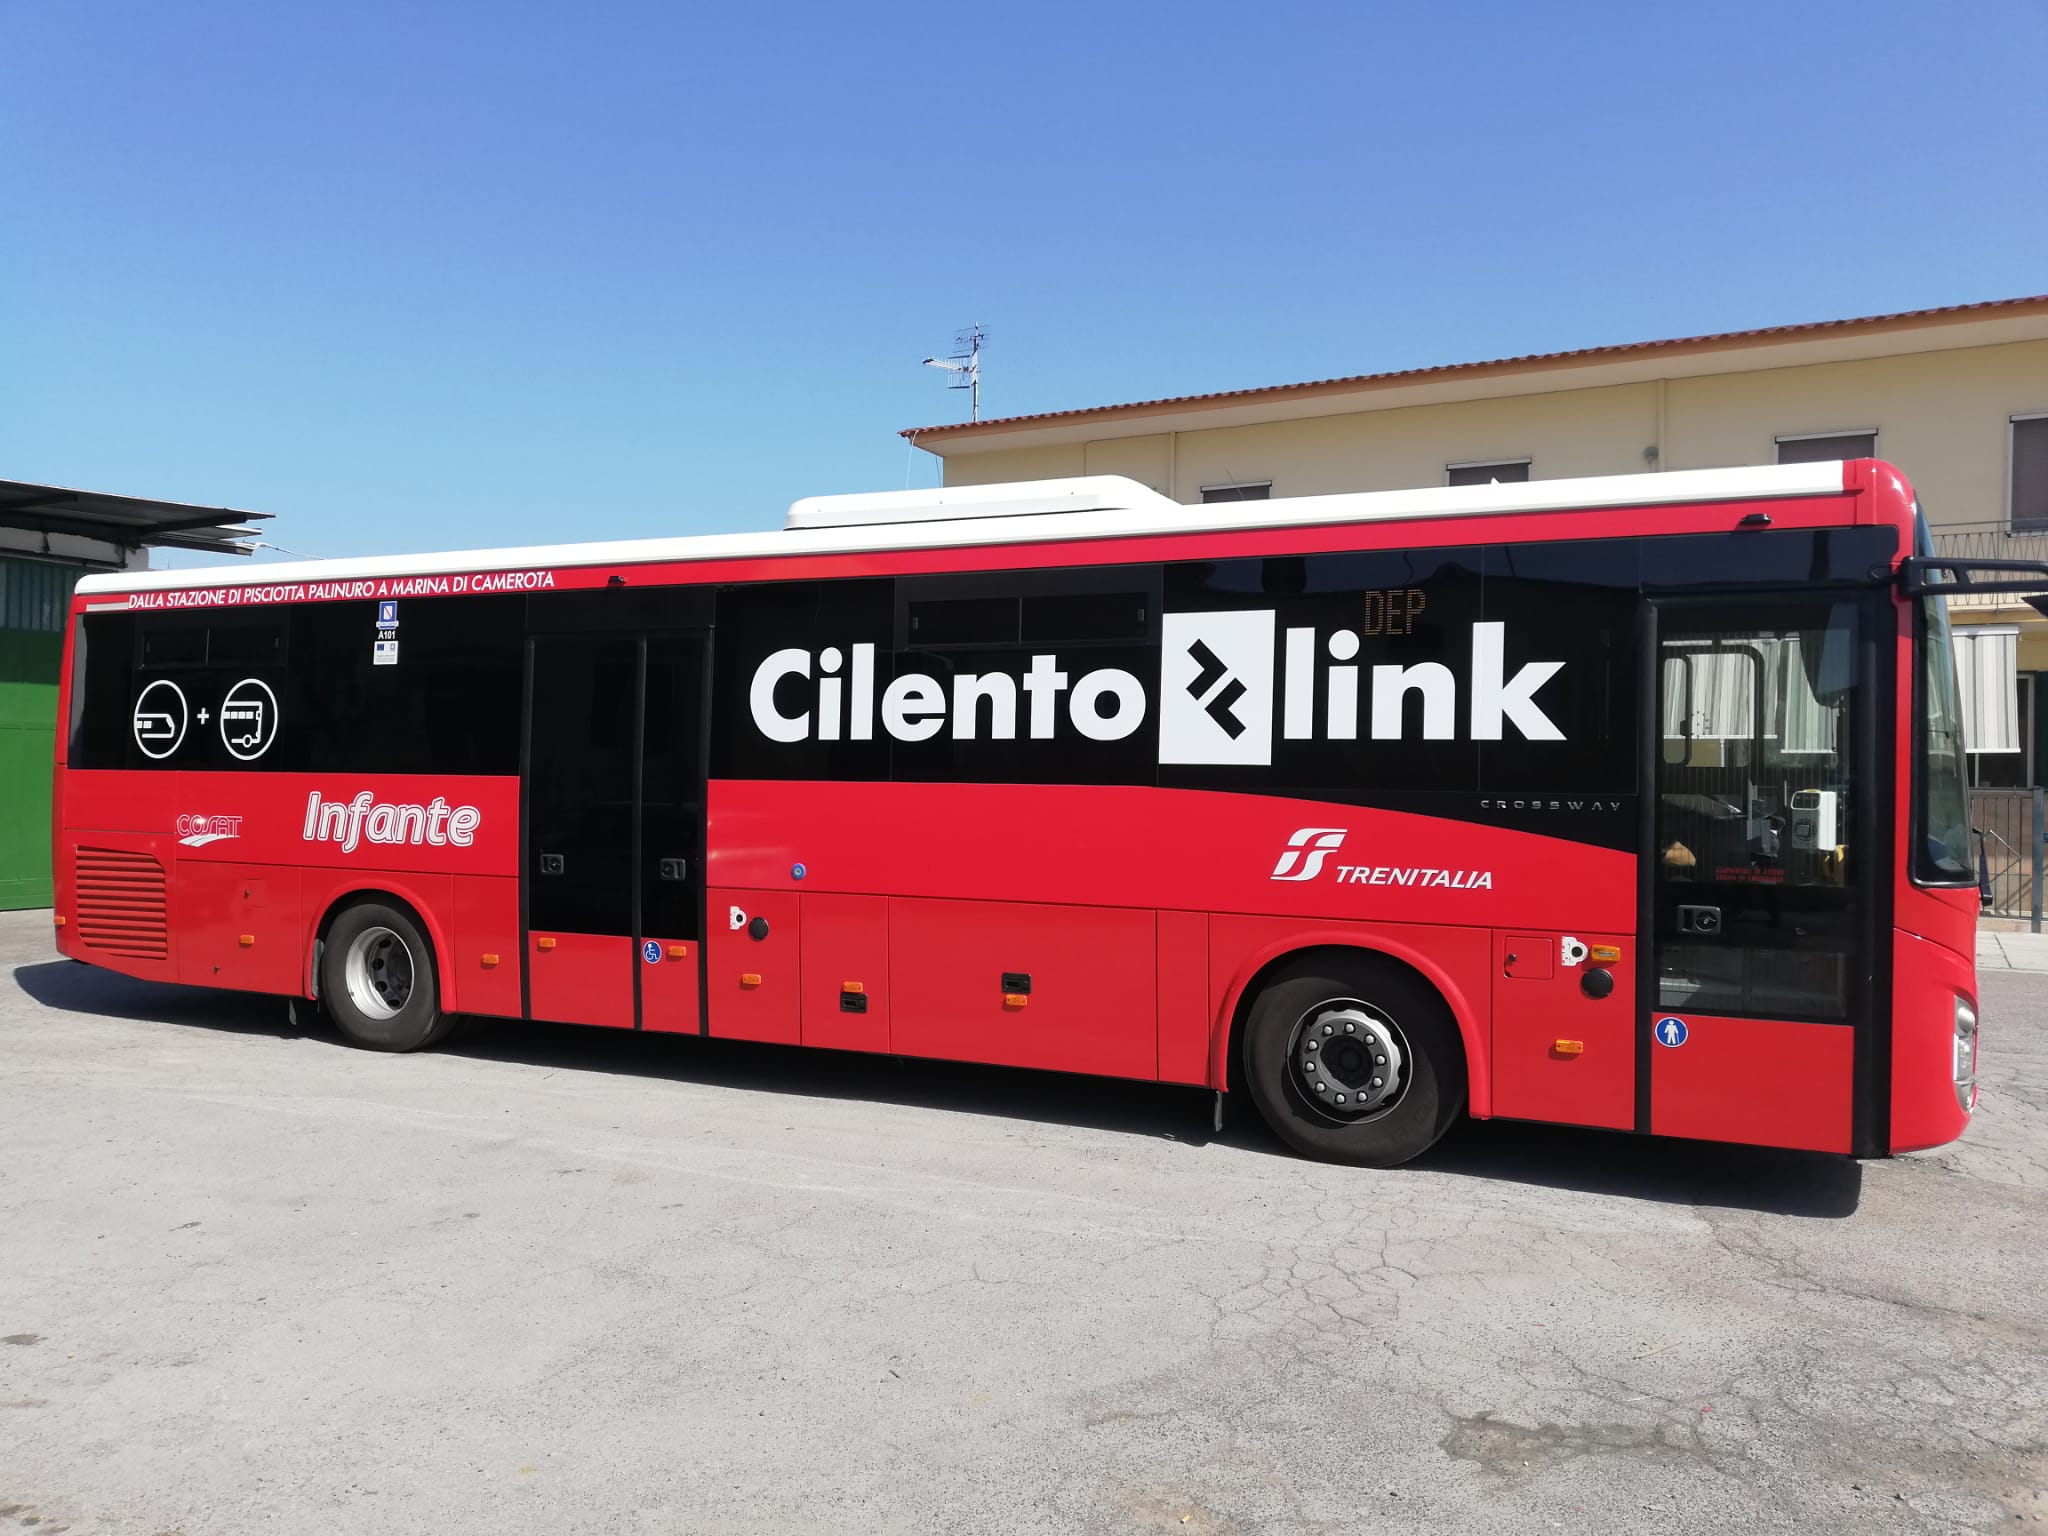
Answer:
top-left (901, 294), bottom-right (2048, 443)
top-left (0, 478), bottom-right (270, 557)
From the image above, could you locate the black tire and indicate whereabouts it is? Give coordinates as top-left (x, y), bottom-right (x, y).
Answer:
top-left (320, 901), bottom-right (449, 1053)
top-left (1242, 955), bottom-right (1466, 1167)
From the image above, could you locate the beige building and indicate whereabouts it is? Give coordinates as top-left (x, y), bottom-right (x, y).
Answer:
top-left (904, 295), bottom-right (2048, 787)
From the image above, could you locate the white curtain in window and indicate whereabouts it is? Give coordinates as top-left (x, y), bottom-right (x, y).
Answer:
top-left (1662, 648), bottom-right (1759, 740)
top-left (1954, 625), bottom-right (2020, 754)
top-left (1775, 633), bottom-right (1839, 754)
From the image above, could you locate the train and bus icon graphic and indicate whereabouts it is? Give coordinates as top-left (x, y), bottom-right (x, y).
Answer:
top-left (130, 678), bottom-right (280, 762)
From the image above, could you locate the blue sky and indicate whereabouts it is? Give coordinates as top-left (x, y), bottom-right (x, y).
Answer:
top-left (4, 1), bottom-right (2045, 566)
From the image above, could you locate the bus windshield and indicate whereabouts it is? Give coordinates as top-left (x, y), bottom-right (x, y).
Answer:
top-left (1914, 512), bottom-right (1975, 884)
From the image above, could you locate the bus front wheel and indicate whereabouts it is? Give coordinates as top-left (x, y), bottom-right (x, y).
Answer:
top-left (320, 901), bottom-right (450, 1053)
top-left (1243, 956), bottom-right (1465, 1167)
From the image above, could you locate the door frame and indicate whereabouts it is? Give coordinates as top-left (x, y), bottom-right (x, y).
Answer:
top-left (1636, 588), bottom-right (1896, 1152)
top-left (518, 624), bottom-right (713, 1032)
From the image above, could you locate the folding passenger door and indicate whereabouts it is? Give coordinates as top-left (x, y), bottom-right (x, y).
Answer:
top-left (524, 625), bottom-right (708, 1033)
top-left (1645, 595), bottom-right (1877, 1152)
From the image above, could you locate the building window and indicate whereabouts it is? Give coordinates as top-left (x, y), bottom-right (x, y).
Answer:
top-left (1775, 430), bottom-right (1876, 465)
top-left (1969, 673), bottom-right (2035, 788)
top-left (1200, 481), bottom-right (1271, 503)
top-left (1446, 459), bottom-right (1530, 487)
top-left (2011, 414), bottom-right (2048, 533)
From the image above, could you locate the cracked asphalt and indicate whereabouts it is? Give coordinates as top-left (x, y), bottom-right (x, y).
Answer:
top-left (3, 906), bottom-right (2045, 1535)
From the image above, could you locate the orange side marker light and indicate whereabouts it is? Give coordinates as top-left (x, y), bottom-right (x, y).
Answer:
top-left (238, 934), bottom-right (256, 948)
top-left (1552, 1039), bottom-right (1584, 1057)
top-left (481, 953), bottom-right (500, 968)
top-left (536, 936), bottom-right (557, 951)
top-left (1002, 992), bottom-right (1029, 1009)
top-left (52, 914), bottom-right (65, 928)
top-left (667, 944), bottom-right (689, 960)
top-left (740, 973), bottom-right (762, 988)
top-left (842, 981), bottom-right (865, 995)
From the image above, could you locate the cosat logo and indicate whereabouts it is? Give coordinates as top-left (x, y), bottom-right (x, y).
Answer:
top-left (176, 814), bottom-right (243, 848)
top-left (1271, 827), bottom-right (1346, 881)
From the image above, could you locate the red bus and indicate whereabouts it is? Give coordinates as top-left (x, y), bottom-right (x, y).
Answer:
top-left (52, 461), bottom-right (1990, 1166)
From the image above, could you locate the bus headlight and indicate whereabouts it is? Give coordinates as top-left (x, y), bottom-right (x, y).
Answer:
top-left (1954, 996), bottom-right (1979, 1112)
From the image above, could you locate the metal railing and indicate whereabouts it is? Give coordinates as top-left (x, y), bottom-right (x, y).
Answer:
top-left (1930, 523), bottom-right (2048, 609)
top-left (1971, 787), bottom-right (2044, 929)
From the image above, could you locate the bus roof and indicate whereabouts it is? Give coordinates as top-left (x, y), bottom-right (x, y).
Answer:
top-left (75, 460), bottom-right (1857, 597)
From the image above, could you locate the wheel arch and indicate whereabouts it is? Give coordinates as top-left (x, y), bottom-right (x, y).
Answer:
top-left (1210, 932), bottom-right (1490, 1119)
top-left (304, 882), bottom-right (456, 1013)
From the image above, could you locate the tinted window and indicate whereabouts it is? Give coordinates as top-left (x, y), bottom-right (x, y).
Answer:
top-left (1480, 541), bottom-right (1639, 795)
top-left (1162, 547), bottom-right (1487, 798)
top-left (287, 598), bottom-right (523, 774)
top-left (71, 597), bottom-right (524, 774)
top-left (711, 579), bottom-right (893, 783)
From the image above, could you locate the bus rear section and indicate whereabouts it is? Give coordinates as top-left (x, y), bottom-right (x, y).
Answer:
top-left (50, 460), bottom-right (1988, 1166)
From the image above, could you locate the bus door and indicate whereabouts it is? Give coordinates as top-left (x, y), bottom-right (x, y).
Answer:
top-left (524, 629), bottom-right (708, 1033)
top-left (1647, 596), bottom-right (1877, 1152)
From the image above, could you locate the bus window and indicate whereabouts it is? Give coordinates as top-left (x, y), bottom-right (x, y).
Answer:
top-left (1654, 602), bottom-right (1862, 1021)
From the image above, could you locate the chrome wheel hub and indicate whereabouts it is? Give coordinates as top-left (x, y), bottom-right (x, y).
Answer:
top-left (1293, 1000), bottom-right (1405, 1120)
top-left (344, 926), bottom-right (414, 1021)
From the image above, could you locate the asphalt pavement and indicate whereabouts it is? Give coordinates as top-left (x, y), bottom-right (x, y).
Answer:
top-left (2, 907), bottom-right (2044, 1535)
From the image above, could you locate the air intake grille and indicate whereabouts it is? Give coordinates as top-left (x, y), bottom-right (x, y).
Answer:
top-left (73, 847), bottom-right (169, 959)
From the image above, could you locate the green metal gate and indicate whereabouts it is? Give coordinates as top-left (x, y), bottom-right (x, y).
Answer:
top-left (0, 557), bottom-right (83, 910)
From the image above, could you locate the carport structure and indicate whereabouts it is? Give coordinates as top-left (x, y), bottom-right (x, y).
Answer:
top-left (1, 478), bottom-right (270, 908)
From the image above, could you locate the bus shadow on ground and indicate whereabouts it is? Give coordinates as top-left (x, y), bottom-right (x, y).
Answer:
top-left (13, 958), bottom-right (1860, 1219)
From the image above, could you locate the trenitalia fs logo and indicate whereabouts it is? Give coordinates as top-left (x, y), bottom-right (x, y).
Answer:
top-left (747, 611), bottom-right (1565, 762)
top-left (1270, 828), bottom-right (1346, 881)
top-left (1271, 828), bottom-right (1494, 890)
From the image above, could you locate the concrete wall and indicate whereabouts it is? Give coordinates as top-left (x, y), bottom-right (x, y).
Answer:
top-left (938, 338), bottom-right (2048, 531)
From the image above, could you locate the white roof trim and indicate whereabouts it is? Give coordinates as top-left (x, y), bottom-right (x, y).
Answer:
top-left (76, 462), bottom-right (1849, 597)
top-left (786, 475), bottom-right (1175, 529)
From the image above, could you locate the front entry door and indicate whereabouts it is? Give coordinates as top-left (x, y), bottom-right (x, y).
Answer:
top-left (1647, 596), bottom-right (1874, 1150)
top-left (525, 631), bottom-right (706, 1031)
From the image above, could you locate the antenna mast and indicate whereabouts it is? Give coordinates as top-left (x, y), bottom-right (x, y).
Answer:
top-left (921, 324), bottom-right (986, 421)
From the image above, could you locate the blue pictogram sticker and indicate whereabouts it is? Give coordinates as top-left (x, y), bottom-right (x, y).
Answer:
top-left (641, 939), bottom-right (661, 964)
top-left (377, 600), bottom-right (399, 629)
top-left (1655, 1016), bottom-right (1689, 1048)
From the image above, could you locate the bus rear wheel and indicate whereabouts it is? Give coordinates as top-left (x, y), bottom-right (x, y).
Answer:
top-left (1243, 956), bottom-right (1465, 1167)
top-left (321, 901), bottom-right (449, 1053)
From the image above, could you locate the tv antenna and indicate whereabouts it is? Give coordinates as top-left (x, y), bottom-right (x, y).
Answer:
top-left (922, 324), bottom-right (986, 421)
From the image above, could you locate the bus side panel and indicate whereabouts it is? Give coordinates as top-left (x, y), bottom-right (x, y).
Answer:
top-left (799, 892), bottom-right (889, 1052)
top-left (1650, 1014), bottom-right (1853, 1152)
top-left (706, 888), bottom-right (801, 1044)
top-left (1890, 927), bottom-right (1974, 1153)
top-left (527, 931), bottom-right (634, 1029)
top-left (1157, 910), bottom-right (1211, 1085)
top-left (709, 780), bottom-right (1634, 933)
top-left (1206, 915), bottom-right (1494, 1114)
top-left (1489, 929), bottom-right (1635, 1131)
top-left (889, 897), bottom-right (1157, 1080)
top-left (176, 861), bottom-right (303, 995)
top-left (453, 875), bottom-right (523, 1019)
